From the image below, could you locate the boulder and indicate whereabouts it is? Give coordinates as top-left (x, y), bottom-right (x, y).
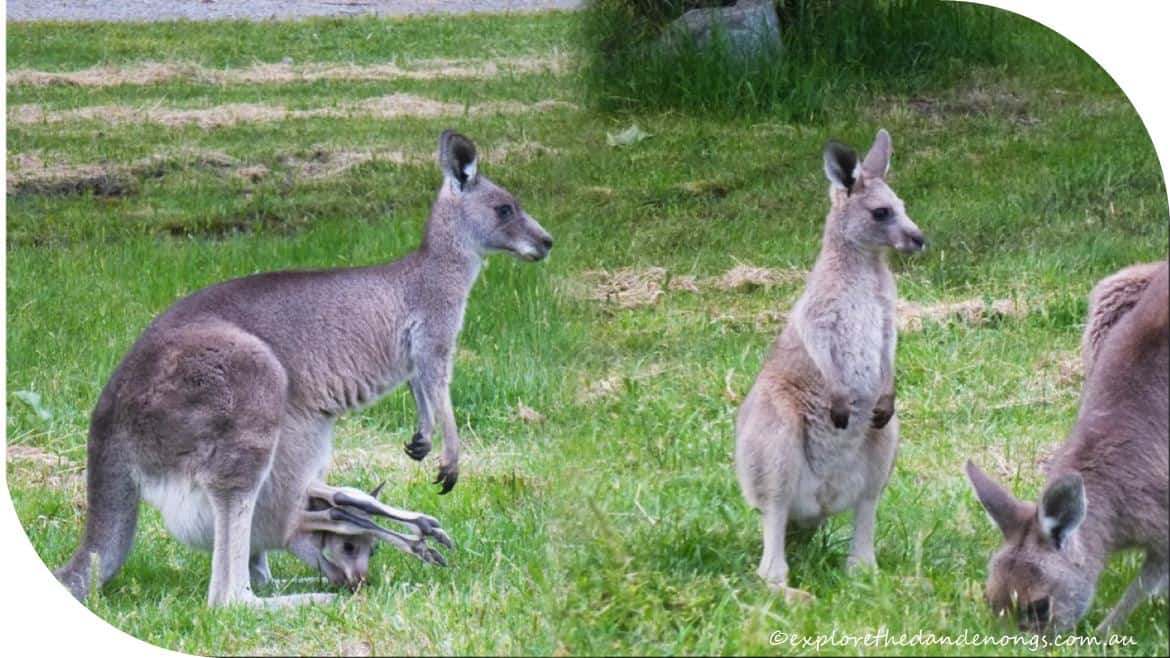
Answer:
top-left (660, 0), bottom-right (782, 60)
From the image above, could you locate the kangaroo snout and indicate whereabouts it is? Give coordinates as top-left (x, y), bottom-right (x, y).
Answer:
top-left (525, 219), bottom-right (554, 261)
top-left (897, 226), bottom-right (927, 254)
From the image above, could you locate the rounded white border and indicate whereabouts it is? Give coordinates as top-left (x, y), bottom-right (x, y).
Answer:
top-left (2, 2), bottom-right (1167, 657)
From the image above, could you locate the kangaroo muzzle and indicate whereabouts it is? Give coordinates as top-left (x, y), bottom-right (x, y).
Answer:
top-left (895, 221), bottom-right (927, 254)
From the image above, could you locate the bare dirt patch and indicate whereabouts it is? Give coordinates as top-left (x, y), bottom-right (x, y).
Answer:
top-left (9, 94), bottom-right (577, 129)
top-left (6, 55), bottom-right (569, 89)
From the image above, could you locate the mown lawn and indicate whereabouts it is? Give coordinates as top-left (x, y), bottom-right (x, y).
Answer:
top-left (6, 9), bottom-right (1168, 657)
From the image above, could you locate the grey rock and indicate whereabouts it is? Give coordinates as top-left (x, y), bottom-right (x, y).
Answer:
top-left (661, 0), bottom-right (781, 60)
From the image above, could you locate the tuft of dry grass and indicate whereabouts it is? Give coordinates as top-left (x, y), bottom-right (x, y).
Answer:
top-left (6, 55), bottom-right (569, 88)
top-left (897, 297), bottom-right (1027, 332)
top-left (8, 95), bottom-right (578, 129)
top-left (713, 262), bottom-right (801, 291)
top-left (515, 402), bottom-right (546, 424)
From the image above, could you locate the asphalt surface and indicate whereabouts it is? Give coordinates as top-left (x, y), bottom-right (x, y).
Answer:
top-left (6, 0), bottom-right (583, 22)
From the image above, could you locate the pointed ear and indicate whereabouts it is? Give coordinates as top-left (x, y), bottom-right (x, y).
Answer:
top-left (966, 460), bottom-right (1031, 537)
top-left (1039, 473), bottom-right (1086, 550)
top-left (824, 140), bottom-right (860, 192)
top-left (860, 128), bottom-right (892, 180)
top-left (369, 481), bottom-right (386, 499)
top-left (438, 129), bottom-right (478, 191)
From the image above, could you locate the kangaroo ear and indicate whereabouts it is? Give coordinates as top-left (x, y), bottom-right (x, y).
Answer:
top-left (861, 128), bottom-right (892, 180)
top-left (1039, 473), bottom-right (1086, 550)
top-left (966, 460), bottom-right (1032, 537)
top-left (823, 140), bottom-right (860, 192)
top-left (438, 129), bottom-right (478, 191)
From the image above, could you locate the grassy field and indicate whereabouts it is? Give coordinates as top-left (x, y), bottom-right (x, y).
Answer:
top-left (6, 8), bottom-right (1169, 657)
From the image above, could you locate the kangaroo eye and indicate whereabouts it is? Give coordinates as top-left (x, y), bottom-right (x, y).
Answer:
top-left (343, 541), bottom-right (355, 555)
top-left (495, 205), bottom-right (514, 222)
top-left (871, 207), bottom-right (892, 221)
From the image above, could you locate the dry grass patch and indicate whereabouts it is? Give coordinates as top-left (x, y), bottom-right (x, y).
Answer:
top-left (572, 262), bottom-right (798, 310)
top-left (8, 140), bottom-right (558, 196)
top-left (576, 364), bottom-right (669, 405)
top-left (575, 267), bottom-right (669, 309)
top-left (514, 402), bottom-right (546, 424)
top-left (897, 297), bottom-right (1027, 332)
top-left (6, 445), bottom-right (85, 507)
top-left (713, 262), bottom-right (801, 291)
top-left (9, 94), bottom-right (577, 129)
top-left (7, 54), bottom-right (569, 88)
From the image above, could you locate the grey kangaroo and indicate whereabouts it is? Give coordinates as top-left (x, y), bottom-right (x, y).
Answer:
top-left (967, 260), bottom-right (1168, 634)
top-left (54, 130), bottom-right (552, 607)
top-left (735, 129), bottom-right (925, 602)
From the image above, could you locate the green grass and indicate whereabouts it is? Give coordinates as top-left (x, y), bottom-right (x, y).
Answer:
top-left (577, 0), bottom-right (1015, 118)
top-left (6, 7), bottom-right (1169, 657)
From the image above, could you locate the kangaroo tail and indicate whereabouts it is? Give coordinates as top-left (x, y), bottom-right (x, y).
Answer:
top-left (1082, 261), bottom-right (1164, 378)
top-left (54, 401), bottom-right (139, 602)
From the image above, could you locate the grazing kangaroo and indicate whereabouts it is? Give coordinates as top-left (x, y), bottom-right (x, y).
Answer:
top-left (735, 129), bottom-right (925, 601)
top-left (966, 261), bottom-right (1168, 634)
top-left (54, 130), bottom-right (552, 607)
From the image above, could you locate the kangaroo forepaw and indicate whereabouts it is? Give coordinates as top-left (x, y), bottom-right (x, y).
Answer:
top-left (413, 515), bottom-right (454, 549)
top-left (413, 541), bottom-right (449, 567)
top-left (829, 390), bottom-right (851, 429)
top-left (434, 462), bottom-right (458, 495)
top-left (404, 432), bottom-right (432, 461)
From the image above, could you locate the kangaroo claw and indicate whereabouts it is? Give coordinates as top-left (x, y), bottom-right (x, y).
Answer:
top-left (434, 463), bottom-right (458, 495)
top-left (404, 432), bottom-right (431, 461)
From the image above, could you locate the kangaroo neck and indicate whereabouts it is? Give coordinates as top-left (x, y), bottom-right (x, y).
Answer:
top-left (811, 220), bottom-right (887, 283)
top-left (415, 197), bottom-right (483, 292)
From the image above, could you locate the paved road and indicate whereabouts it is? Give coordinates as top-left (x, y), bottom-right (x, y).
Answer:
top-left (7, 0), bottom-right (583, 22)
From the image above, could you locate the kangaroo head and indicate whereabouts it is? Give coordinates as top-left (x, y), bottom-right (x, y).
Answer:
top-left (822, 129), bottom-right (925, 254)
top-left (965, 461), bottom-right (1095, 632)
top-left (292, 482), bottom-right (389, 590)
top-left (314, 526), bottom-right (378, 590)
top-left (435, 129), bottom-right (553, 261)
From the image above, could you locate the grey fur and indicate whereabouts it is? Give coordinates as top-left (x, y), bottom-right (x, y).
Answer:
top-left (54, 129), bottom-right (551, 607)
top-left (734, 129), bottom-right (925, 601)
top-left (967, 261), bottom-right (1168, 633)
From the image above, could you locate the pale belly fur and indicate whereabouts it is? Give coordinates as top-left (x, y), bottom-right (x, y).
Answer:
top-left (137, 420), bottom-right (336, 553)
top-left (788, 422), bottom-right (873, 523)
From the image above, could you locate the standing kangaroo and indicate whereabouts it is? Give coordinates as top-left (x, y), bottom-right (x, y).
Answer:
top-left (967, 261), bottom-right (1168, 634)
top-left (735, 129), bottom-right (925, 601)
top-left (54, 130), bottom-right (552, 607)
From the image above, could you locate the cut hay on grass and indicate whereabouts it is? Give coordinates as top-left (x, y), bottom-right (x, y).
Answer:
top-left (572, 263), bottom-right (800, 309)
top-left (8, 94), bottom-right (578, 129)
top-left (713, 262), bottom-right (802, 291)
top-left (897, 297), bottom-right (1027, 332)
top-left (576, 364), bottom-right (668, 405)
top-left (8, 140), bottom-right (559, 195)
top-left (6, 54), bottom-right (569, 88)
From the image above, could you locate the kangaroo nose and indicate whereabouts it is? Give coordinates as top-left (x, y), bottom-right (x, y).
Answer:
top-left (541, 236), bottom-right (554, 250)
top-left (910, 233), bottom-right (926, 250)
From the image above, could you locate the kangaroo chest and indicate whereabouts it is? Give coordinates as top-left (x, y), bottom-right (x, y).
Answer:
top-left (830, 290), bottom-right (889, 397)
